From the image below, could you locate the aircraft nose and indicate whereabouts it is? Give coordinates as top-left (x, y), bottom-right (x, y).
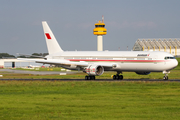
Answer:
top-left (174, 59), bottom-right (178, 68)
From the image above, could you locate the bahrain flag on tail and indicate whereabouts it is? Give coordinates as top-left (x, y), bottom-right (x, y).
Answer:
top-left (45, 33), bottom-right (51, 39)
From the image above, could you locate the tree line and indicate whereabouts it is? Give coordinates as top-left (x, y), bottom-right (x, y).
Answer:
top-left (0, 53), bottom-right (48, 59)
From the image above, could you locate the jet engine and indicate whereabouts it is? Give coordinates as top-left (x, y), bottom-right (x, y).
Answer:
top-left (84, 65), bottom-right (104, 76)
top-left (135, 72), bottom-right (151, 75)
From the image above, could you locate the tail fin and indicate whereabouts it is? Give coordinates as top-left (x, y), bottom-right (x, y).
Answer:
top-left (42, 21), bottom-right (63, 54)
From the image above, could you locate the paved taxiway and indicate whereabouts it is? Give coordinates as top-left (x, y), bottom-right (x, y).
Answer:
top-left (0, 78), bottom-right (180, 82)
top-left (0, 69), bottom-right (180, 81)
top-left (0, 69), bottom-right (77, 75)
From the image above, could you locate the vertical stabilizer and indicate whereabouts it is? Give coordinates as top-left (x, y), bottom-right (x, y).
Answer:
top-left (42, 21), bottom-right (63, 54)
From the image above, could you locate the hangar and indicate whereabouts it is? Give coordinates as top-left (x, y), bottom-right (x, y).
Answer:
top-left (133, 38), bottom-right (180, 56)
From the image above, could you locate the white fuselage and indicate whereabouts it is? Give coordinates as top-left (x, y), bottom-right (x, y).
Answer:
top-left (46, 51), bottom-right (178, 72)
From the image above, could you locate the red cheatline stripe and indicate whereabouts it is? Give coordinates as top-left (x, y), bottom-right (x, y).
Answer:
top-left (68, 59), bottom-right (168, 63)
top-left (45, 33), bottom-right (51, 39)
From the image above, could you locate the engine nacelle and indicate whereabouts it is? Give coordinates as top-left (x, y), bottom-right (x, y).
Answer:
top-left (135, 72), bottom-right (151, 75)
top-left (84, 65), bottom-right (104, 76)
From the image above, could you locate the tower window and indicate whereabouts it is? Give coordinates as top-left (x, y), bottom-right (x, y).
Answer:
top-left (95, 25), bottom-right (105, 27)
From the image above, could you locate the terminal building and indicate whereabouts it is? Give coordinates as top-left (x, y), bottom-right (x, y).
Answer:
top-left (133, 38), bottom-right (180, 56)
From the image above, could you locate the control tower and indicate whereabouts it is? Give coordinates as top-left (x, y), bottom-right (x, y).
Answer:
top-left (93, 16), bottom-right (107, 51)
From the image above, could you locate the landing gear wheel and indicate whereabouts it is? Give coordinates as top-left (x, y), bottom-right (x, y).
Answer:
top-left (163, 76), bottom-right (168, 80)
top-left (91, 76), bottom-right (95, 80)
top-left (119, 75), bottom-right (123, 80)
top-left (85, 76), bottom-right (95, 80)
top-left (113, 75), bottom-right (123, 80)
top-left (113, 75), bottom-right (117, 80)
top-left (163, 71), bottom-right (170, 80)
top-left (88, 76), bottom-right (91, 80)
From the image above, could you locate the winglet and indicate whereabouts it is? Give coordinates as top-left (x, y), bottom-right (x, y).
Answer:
top-left (42, 21), bottom-right (63, 54)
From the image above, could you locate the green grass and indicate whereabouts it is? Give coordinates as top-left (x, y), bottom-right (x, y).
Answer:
top-left (0, 81), bottom-right (180, 120)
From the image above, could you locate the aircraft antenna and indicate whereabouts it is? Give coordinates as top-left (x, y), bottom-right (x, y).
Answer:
top-left (102, 15), bottom-right (104, 23)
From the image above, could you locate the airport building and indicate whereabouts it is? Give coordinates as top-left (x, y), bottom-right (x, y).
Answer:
top-left (133, 38), bottom-right (180, 56)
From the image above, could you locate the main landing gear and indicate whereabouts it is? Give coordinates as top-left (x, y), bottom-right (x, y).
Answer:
top-left (85, 75), bottom-right (95, 80)
top-left (163, 71), bottom-right (170, 80)
top-left (113, 72), bottom-right (123, 80)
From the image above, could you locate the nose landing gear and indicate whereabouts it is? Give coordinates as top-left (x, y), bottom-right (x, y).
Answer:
top-left (163, 71), bottom-right (170, 80)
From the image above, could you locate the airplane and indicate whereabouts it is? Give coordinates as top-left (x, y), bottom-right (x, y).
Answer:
top-left (18, 21), bottom-right (178, 80)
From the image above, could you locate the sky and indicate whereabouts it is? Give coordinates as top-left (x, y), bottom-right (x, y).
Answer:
top-left (1, 0), bottom-right (180, 56)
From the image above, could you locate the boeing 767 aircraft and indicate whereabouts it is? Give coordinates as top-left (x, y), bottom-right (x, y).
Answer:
top-left (18, 21), bottom-right (178, 80)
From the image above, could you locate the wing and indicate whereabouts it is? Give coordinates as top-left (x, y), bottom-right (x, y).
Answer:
top-left (17, 58), bottom-right (88, 67)
top-left (17, 58), bottom-right (116, 68)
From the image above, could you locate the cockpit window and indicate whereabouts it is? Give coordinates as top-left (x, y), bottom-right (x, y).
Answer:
top-left (164, 56), bottom-right (176, 60)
